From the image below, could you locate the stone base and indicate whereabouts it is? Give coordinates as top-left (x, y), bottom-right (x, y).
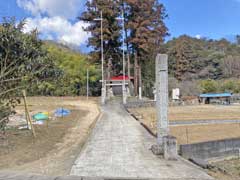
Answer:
top-left (163, 135), bottom-right (178, 161)
top-left (106, 88), bottom-right (114, 100)
top-left (152, 136), bottom-right (178, 161)
top-left (151, 144), bottom-right (164, 156)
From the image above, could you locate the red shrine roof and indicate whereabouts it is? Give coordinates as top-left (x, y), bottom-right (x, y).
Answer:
top-left (110, 75), bottom-right (131, 81)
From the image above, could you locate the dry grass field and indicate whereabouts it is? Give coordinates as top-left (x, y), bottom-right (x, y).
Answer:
top-left (0, 96), bottom-right (100, 176)
top-left (171, 124), bottom-right (240, 144)
top-left (130, 105), bottom-right (240, 121)
top-left (129, 105), bottom-right (240, 144)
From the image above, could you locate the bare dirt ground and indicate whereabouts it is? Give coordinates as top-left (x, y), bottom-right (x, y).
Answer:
top-left (129, 105), bottom-right (240, 144)
top-left (0, 96), bottom-right (100, 176)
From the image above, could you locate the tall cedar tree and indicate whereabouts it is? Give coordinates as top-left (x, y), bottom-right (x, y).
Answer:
top-left (80, 0), bottom-right (122, 75)
top-left (124, 0), bottom-right (168, 94)
top-left (125, 0), bottom-right (168, 58)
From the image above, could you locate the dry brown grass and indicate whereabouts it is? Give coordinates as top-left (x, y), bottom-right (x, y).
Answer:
top-left (171, 124), bottom-right (240, 144)
top-left (128, 105), bottom-right (240, 144)
top-left (130, 105), bottom-right (240, 122)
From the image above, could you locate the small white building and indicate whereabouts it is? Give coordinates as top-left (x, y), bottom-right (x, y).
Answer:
top-left (172, 88), bottom-right (180, 101)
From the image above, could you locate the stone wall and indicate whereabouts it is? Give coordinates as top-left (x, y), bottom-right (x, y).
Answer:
top-left (179, 138), bottom-right (240, 160)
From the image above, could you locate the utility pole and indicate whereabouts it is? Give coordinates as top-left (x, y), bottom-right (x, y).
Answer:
top-left (117, 10), bottom-right (127, 104)
top-left (122, 10), bottom-right (127, 104)
top-left (94, 11), bottom-right (106, 105)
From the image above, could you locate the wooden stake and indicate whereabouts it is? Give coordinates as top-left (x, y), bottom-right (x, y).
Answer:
top-left (22, 90), bottom-right (36, 138)
top-left (24, 103), bottom-right (29, 129)
top-left (46, 111), bottom-right (49, 128)
top-left (22, 91), bottom-right (30, 128)
top-left (87, 69), bottom-right (89, 101)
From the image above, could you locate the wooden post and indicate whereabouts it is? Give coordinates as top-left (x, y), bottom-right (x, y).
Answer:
top-left (139, 66), bottom-right (142, 100)
top-left (24, 102), bottom-right (29, 129)
top-left (23, 90), bottom-right (30, 128)
top-left (87, 69), bottom-right (89, 101)
top-left (46, 112), bottom-right (49, 128)
top-left (22, 90), bottom-right (36, 138)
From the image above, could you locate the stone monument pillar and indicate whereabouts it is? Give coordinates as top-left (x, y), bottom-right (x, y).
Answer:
top-left (152, 54), bottom-right (177, 160)
top-left (156, 54), bottom-right (169, 145)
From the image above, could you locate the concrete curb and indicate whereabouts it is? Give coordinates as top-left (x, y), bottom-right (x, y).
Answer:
top-left (0, 171), bottom-right (214, 180)
top-left (123, 105), bottom-right (157, 138)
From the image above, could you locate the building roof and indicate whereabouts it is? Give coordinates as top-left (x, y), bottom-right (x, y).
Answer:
top-left (110, 75), bottom-right (130, 81)
top-left (199, 93), bottom-right (232, 98)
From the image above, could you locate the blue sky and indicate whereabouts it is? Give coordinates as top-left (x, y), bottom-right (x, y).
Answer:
top-left (0, 0), bottom-right (25, 19)
top-left (162, 0), bottom-right (240, 40)
top-left (1, 0), bottom-right (240, 51)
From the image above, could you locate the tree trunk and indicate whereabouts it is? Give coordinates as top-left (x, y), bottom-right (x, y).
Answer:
top-left (127, 53), bottom-right (131, 78)
top-left (107, 58), bottom-right (112, 80)
top-left (134, 53), bottom-right (138, 96)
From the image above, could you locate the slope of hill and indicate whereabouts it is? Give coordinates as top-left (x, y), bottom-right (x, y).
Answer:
top-left (30, 41), bottom-right (101, 96)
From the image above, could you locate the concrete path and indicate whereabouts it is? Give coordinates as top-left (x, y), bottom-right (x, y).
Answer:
top-left (71, 101), bottom-right (213, 179)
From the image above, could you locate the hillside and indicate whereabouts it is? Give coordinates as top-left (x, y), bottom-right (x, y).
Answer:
top-left (164, 35), bottom-right (240, 81)
top-left (29, 41), bottom-right (101, 96)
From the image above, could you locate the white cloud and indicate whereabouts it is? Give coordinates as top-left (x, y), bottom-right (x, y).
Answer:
top-left (17, 0), bottom-right (83, 19)
top-left (17, 0), bottom-right (90, 47)
top-left (195, 34), bottom-right (201, 39)
top-left (24, 16), bottom-right (90, 46)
